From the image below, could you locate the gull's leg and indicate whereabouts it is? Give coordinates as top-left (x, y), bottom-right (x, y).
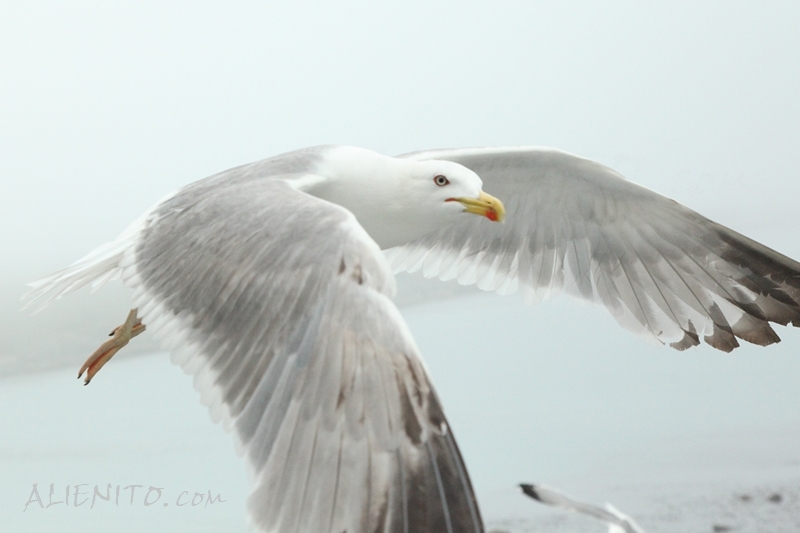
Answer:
top-left (78, 308), bottom-right (146, 385)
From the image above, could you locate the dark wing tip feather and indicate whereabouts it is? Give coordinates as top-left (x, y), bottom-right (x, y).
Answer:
top-left (519, 483), bottom-right (542, 501)
top-left (715, 226), bottom-right (800, 309)
top-left (704, 328), bottom-right (738, 352)
top-left (716, 229), bottom-right (800, 291)
top-left (670, 329), bottom-right (700, 351)
top-left (730, 314), bottom-right (781, 347)
top-left (403, 392), bottom-right (484, 533)
top-left (679, 222), bottom-right (800, 352)
top-left (400, 432), bottom-right (484, 533)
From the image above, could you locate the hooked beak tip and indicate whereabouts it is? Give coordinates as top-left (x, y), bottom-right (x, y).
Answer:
top-left (447, 191), bottom-right (505, 223)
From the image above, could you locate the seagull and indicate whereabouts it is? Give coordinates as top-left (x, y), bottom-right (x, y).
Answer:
top-left (520, 483), bottom-right (647, 533)
top-left (25, 145), bottom-right (800, 533)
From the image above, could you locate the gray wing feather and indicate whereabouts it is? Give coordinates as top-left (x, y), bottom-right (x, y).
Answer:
top-left (395, 147), bottom-right (800, 351)
top-left (125, 176), bottom-right (483, 533)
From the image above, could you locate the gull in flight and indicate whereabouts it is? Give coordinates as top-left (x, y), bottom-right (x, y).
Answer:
top-left (26, 145), bottom-right (800, 532)
top-left (521, 483), bottom-right (647, 533)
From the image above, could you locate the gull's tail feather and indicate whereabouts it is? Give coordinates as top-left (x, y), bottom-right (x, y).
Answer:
top-left (21, 207), bottom-right (155, 312)
top-left (520, 483), bottom-right (647, 533)
top-left (23, 240), bottom-right (130, 312)
top-left (21, 191), bottom-right (177, 311)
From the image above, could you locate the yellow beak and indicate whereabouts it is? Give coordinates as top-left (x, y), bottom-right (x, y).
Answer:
top-left (447, 191), bottom-right (506, 222)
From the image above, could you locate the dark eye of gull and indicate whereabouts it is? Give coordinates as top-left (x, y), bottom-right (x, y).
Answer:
top-left (433, 175), bottom-right (449, 186)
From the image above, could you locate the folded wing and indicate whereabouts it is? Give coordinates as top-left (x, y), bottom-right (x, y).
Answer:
top-left (394, 147), bottom-right (800, 351)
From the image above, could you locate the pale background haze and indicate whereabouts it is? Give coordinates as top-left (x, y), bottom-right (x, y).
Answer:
top-left (2, 2), bottom-right (799, 531)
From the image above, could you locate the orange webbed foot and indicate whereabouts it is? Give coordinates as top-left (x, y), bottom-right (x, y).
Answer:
top-left (78, 308), bottom-right (145, 385)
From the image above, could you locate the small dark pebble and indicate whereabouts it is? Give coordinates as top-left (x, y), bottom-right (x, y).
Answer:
top-left (767, 493), bottom-right (782, 504)
top-left (737, 494), bottom-right (752, 502)
top-left (713, 525), bottom-right (733, 532)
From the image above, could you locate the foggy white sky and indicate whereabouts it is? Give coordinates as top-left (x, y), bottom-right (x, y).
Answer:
top-left (2, 1), bottom-right (799, 278)
top-left (3, 0), bottom-right (800, 373)
top-left (2, 2), bottom-right (800, 530)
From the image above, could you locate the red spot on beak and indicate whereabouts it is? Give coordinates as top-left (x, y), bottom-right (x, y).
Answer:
top-left (485, 209), bottom-right (498, 222)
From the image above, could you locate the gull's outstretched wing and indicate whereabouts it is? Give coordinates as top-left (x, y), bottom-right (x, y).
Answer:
top-left (520, 484), bottom-right (646, 533)
top-left (395, 147), bottom-right (800, 352)
top-left (75, 173), bottom-right (482, 533)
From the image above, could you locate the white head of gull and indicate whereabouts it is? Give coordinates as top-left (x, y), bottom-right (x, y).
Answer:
top-left (296, 146), bottom-right (504, 248)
